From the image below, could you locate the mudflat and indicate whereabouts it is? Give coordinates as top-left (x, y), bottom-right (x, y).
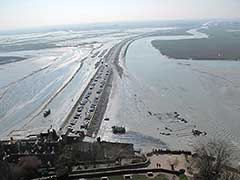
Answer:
top-left (152, 23), bottom-right (240, 60)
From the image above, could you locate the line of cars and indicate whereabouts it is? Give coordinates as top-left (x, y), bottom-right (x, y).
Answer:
top-left (67, 64), bottom-right (111, 136)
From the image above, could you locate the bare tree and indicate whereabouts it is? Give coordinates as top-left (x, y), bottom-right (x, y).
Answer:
top-left (193, 139), bottom-right (233, 180)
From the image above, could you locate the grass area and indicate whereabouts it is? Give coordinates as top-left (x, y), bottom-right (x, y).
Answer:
top-left (88, 174), bottom-right (169, 180)
top-left (151, 21), bottom-right (240, 60)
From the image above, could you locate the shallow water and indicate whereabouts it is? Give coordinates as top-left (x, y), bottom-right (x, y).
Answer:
top-left (0, 47), bottom-right (93, 137)
top-left (0, 28), bottom-right (140, 138)
top-left (127, 37), bottom-right (240, 145)
top-left (99, 30), bottom-right (240, 155)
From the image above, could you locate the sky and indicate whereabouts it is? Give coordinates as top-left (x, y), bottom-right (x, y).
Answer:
top-left (0, 0), bottom-right (240, 30)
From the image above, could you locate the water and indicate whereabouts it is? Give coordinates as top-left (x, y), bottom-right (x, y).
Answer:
top-left (99, 32), bottom-right (240, 155)
top-left (0, 47), bottom-right (95, 138)
top-left (0, 27), bottom-right (137, 139)
top-left (1, 26), bottom-right (240, 155)
top-left (127, 37), bottom-right (240, 144)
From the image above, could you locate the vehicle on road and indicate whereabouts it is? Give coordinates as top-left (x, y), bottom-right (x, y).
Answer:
top-left (43, 109), bottom-right (51, 118)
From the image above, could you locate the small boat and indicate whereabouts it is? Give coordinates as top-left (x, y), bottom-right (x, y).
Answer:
top-left (112, 126), bottom-right (126, 134)
top-left (43, 109), bottom-right (51, 118)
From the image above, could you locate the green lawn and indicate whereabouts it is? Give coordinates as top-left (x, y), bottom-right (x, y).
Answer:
top-left (87, 173), bottom-right (190, 180)
top-left (88, 174), bottom-right (169, 180)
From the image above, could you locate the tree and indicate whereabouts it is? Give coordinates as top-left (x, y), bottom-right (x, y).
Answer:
top-left (0, 156), bottom-right (41, 180)
top-left (193, 139), bottom-right (233, 180)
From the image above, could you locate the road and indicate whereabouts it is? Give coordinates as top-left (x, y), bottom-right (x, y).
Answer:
top-left (61, 36), bottom-right (140, 138)
top-left (61, 53), bottom-right (111, 136)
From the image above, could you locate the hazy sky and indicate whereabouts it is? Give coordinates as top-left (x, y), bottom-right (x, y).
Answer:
top-left (0, 0), bottom-right (240, 30)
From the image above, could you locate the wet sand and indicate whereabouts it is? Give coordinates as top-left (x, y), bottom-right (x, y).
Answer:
top-left (0, 56), bottom-right (26, 65)
top-left (98, 25), bottom-right (240, 162)
top-left (0, 27), bottom-right (150, 139)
